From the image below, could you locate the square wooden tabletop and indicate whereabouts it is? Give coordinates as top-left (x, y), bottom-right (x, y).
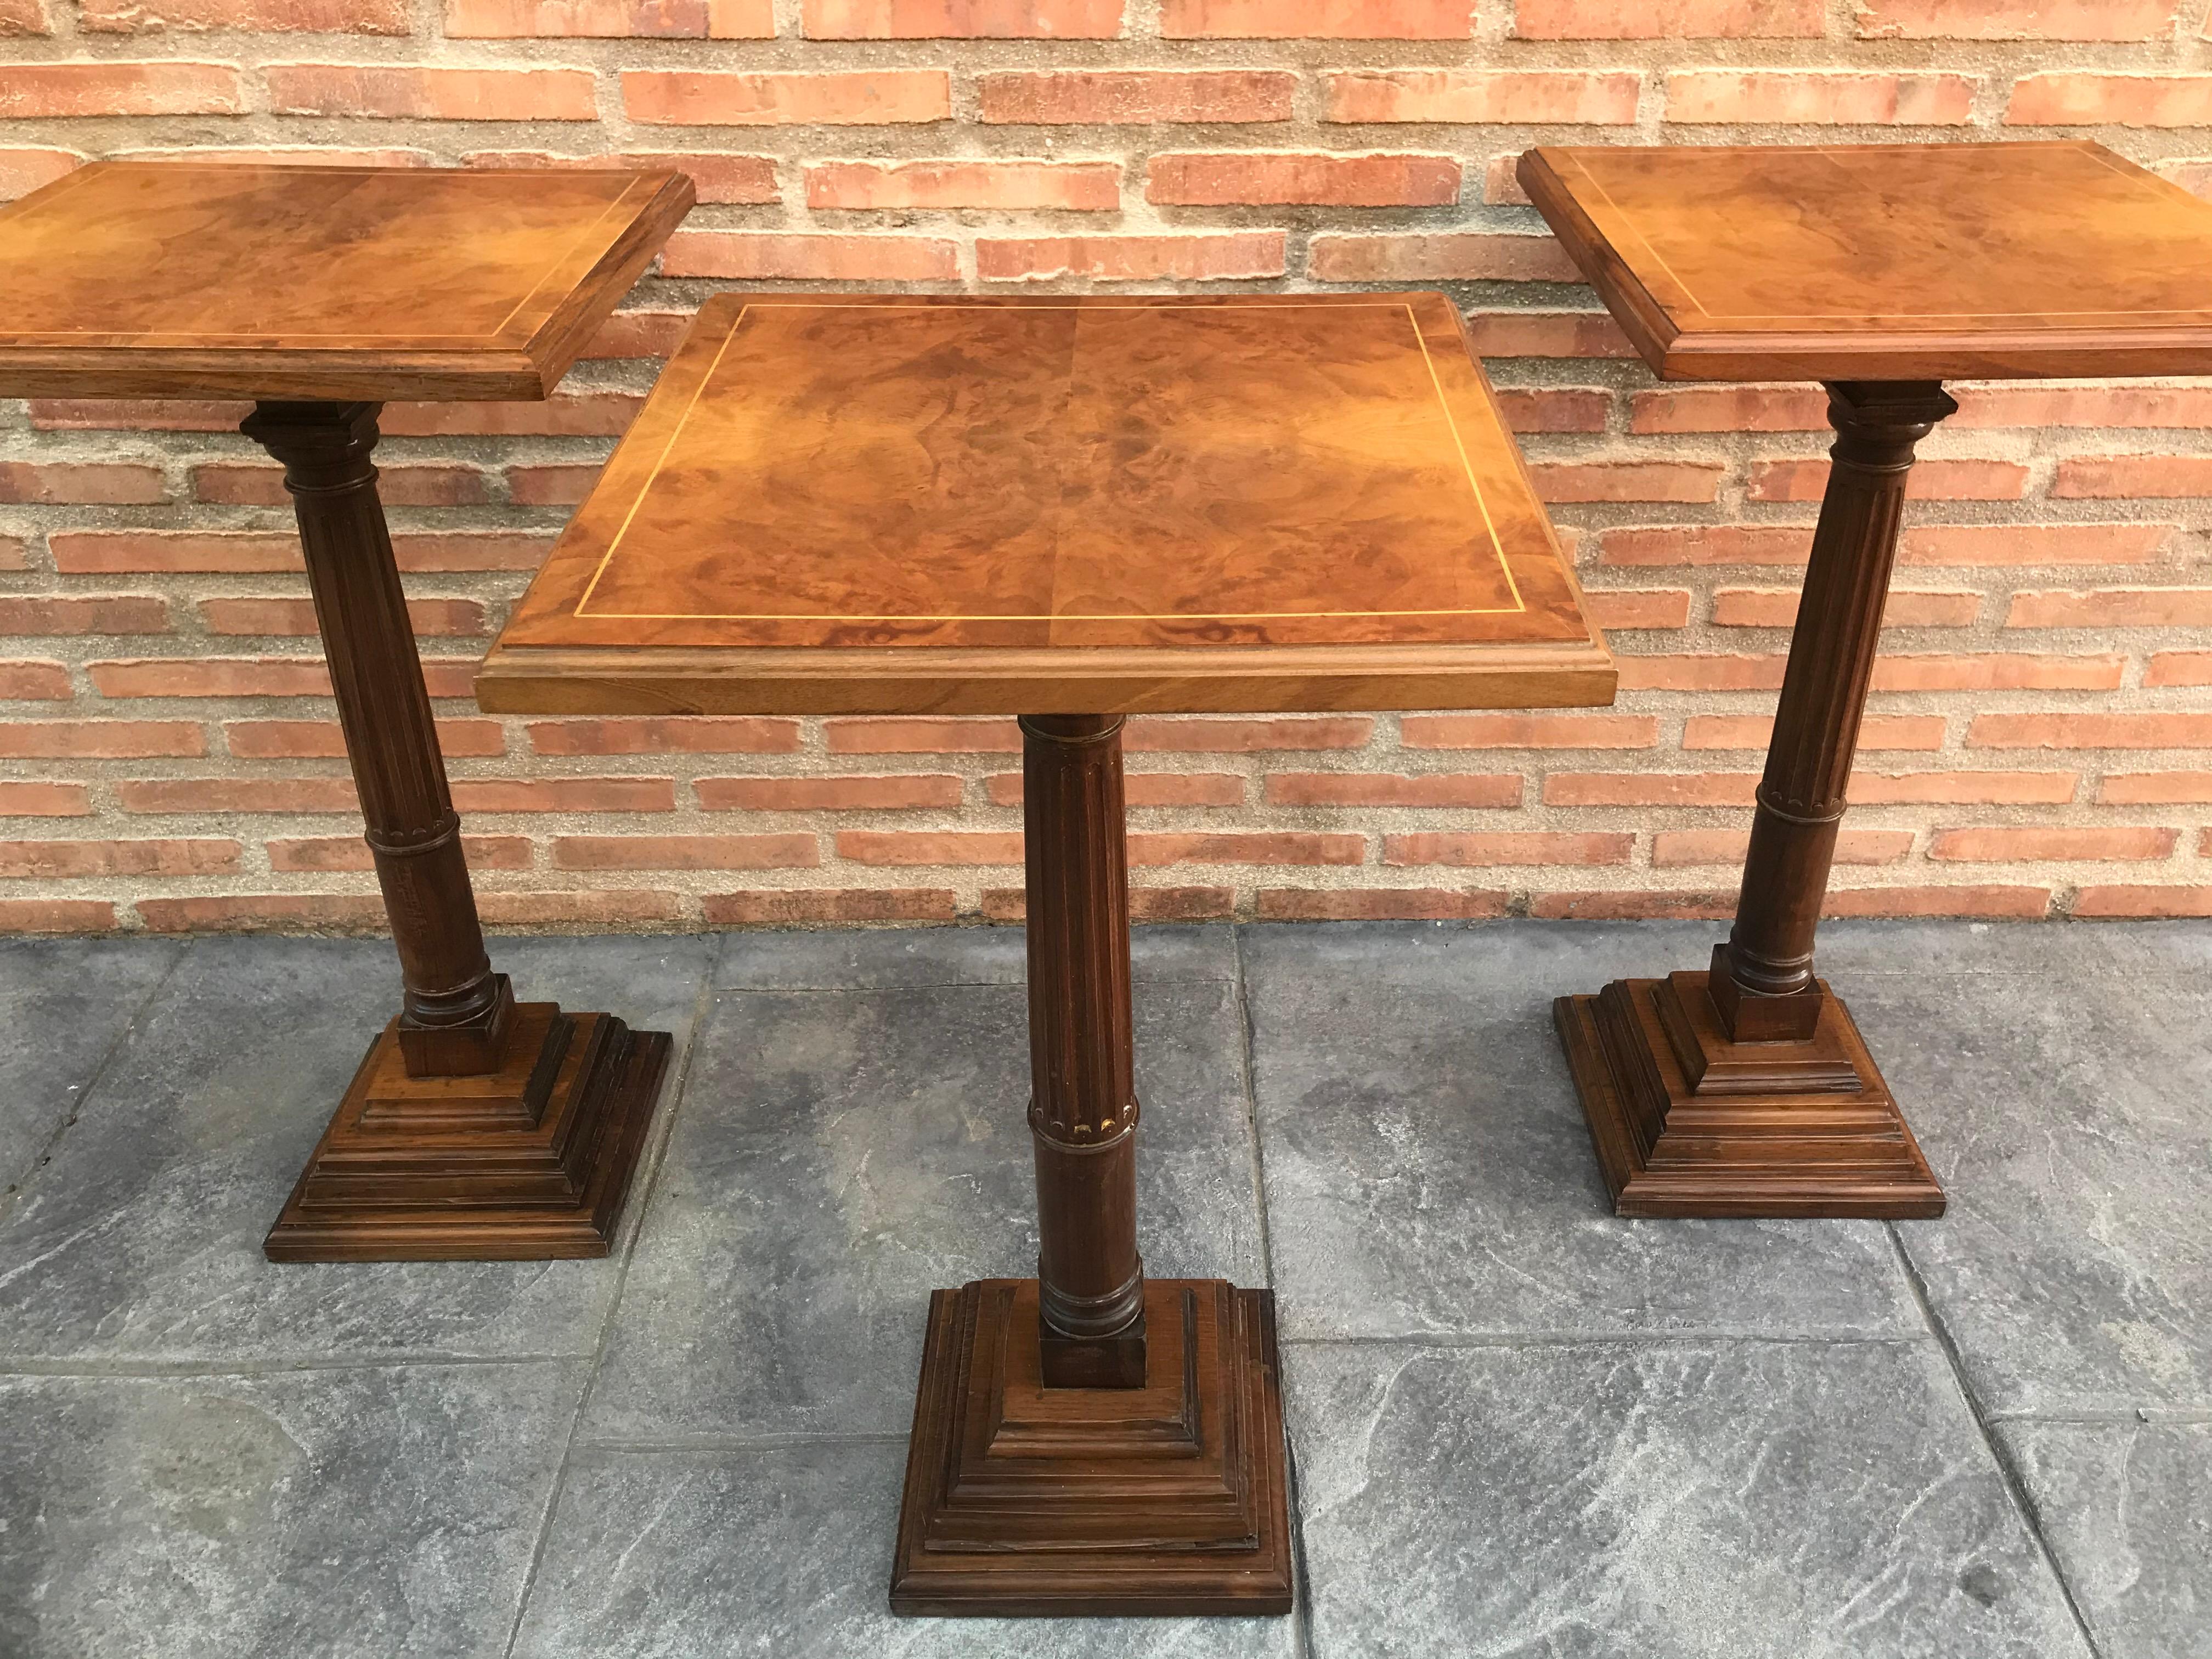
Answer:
top-left (1519, 140), bottom-right (2212, 382)
top-left (0, 161), bottom-right (694, 402)
top-left (476, 292), bottom-right (1614, 716)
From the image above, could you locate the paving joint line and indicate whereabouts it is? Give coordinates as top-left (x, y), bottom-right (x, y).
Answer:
top-left (1884, 1223), bottom-right (2107, 1659)
top-left (499, 948), bottom-right (721, 1659)
top-left (0, 1352), bottom-right (585, 1378)
top-left (1280, 1330), bottom-right (1937, 1349)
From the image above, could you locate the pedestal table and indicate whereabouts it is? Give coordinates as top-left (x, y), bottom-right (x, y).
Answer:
top-left (0, 161), bottom-right (695, 1259)
top-left (1520, 140), bottom-right (2212, 1217)
top-left (476, 291), bottom-right (1616, 1614)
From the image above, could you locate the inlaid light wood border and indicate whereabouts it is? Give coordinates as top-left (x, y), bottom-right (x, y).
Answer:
top-left (572, 300), bottom-right (1528, 624)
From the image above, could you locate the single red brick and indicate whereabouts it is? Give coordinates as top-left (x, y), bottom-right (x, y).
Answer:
top-left (808, 159), bottom-right (1118, 210)
top-left (805, 0), bottom-right (1119, 35)
top-left (1849, 771), bottom-right (2079, 805)
top-left (1875, 654), bottom-right (2125, 691)
top-left (1462, 311), bottom-right (1637, 359)
top-left (1953, 385), bottom-right (2212, 428)
top-left (1517, 0), bottom-right (1821, 36)
top-left (0, 837), bottom-right (240, 878)
top-left (1401, 712), bottom-right (1656, 748)
top-left (0, 148), bottom-right (82, 199)
top-left (0, 662), bottom-right (72, 699)
top-left (226, 717), bottom-right (503, 758)
top-left (979, 70), bottom-right (1295, 124)
top-left (477, 889), bottom-right (686, 926)
top-left (1931, 826), bottom-right (2177, 863)
top-left (381, 395), bottom-right (639, 437)
top-left (1824, 885), bottom-right (2052, 919)
top-left (117, 777), bottom-right (358, 812)
top-left (1262, 772), bottom-right (1521, 808)
top-left (0, 596), bottom-right (170, 635)
top-left (1163, 0), bottom-right (1470, 36)
top-left (1899, 524), bottom-right (2174, 567)
top-left (623, 69), bottom-right (950, 124)
top-left (0, 63), bottom-right (243, 116)
top-left (552, 833), bottom-right (816, 870)
top-left (2073, 885), bottom-right (2212, 918)
top-left (621, 151), bottom-right (778, 202)
top-left (267, 64), bottom-right (597, 120)
top-left (1711, 588), bottom-right (1980, 628)
top-left (2005, 588), bottom-right (2212, 629)
top-left (1146, 151), bottom-right (1458, 206)
top-left (704, 888), bottom-right (958, 925)
top-left (1599, 526), bottom-right (1812, 567)
top-left (51, 532), bottom-right (299, 574)
top-left (1544, 772), bottom-right (1759, 808)
top-left (988, 772), bottom-right (1245, 806)
top-left (88, 658), bottom-right (329, 699)
top-left (1310, 233), bottom-right (1577, 283)
top-left (1615, 654), bottom-right (1785, 692)
top-left (138, 894), bottom-right (391, 932)
top-left (697, 775), bottom-right (962, 810)
top-left (0, 461), bottom-right (168, 504)
top-left (0, 783), bottom-right (90, 816)
top-left (2100, 772), bottom-right (2212, 804)
top-left (2146, 652), bottom-right (2212, 687)
top-left (1133, 832), bottom-right (1366, 866)
top-left (978, 885), bottom-right (1237, 923)
top-left (1531, 461), bottom-right (1724, 504)
top-left (1531, 890), bottom-right (1735, 920)
top-left (2007, 75), bottom-right (2212, 126)
top-left (1655, 828), bottom-right (1914, 867)
top-left (445, 0), bottom-right (765, 35)
top-left (0, 899), bottom-right (119, 932)
top-left (1126, 715), bottom-right (1371, 752)
top-left (1859, 0), bottom-right (2172, 38)
top-left (1, 720), bottom-right (205, 759)
top-left (268, 833), bottom-right (530, 872)
top-left (529, 717), bottom-right (800, 755)
top-left (1386, 831), bottom-right (1630, 866)
top-left (1583, 590), bottom-right (1692, 630)
top-left (198, 597), bottom-right (484, 637)
top-left (1256, 887), bottom-right (1511, 921)
top-left (1631, 386), bottom-right (1830, 433)
top-left (506, 463), bottom-right (605, 505)
top-left (1684, 713), bottom-right (1946, 751)
top-left (452, 777), bottom-right (676, 812)
top-left (838, 830), bottom-right (1024, 865)
top-left (83, 0), bottom-right (406, 27)
top-left (663, 231), bottom-right (959, 281)
top-left (1667, 70), bottom-right (1976, 125)
top-left (1494, 388), bottom-right (1613, 433)
top-left (827, 717), bottom-right (1021, 753)
top-left (1971, 712), bottom-right (2212, 749)
top-left (980, 233), bottom-right (1284, 282)
top-left (1744, 456), bottom-right (2030, 502)
top-left (392, 533), bottom-right (555, 572)
top-left (1325, 69), bottom-right (1641, 123)
top-left (2051, 455), bottom-right (2212, 498)
top-left (114, 143), bottom-right (431, 166)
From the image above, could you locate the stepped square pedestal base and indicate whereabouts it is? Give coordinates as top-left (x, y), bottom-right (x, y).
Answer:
top-left (264, 1003), bottom-right (671, 1261)
top-left (891, 1278), bottom-right (1294, 1617)
top-left (1555, 973), bottom-right (1944, 1220)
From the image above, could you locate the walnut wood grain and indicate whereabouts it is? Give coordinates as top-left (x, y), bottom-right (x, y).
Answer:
top-left (476, 292), bottom-right (1613, 715)
top-left (1519, 140), bottom-right (2212, 382)
top-left (0, 161), bottom-right (694, 400)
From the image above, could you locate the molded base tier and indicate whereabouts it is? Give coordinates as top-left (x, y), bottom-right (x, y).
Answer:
top-left (263, 1006), bottom-right (670, 1261)
top-left (1555, 973), bottom-right (1945, 1220)
top-left (890, 1277), bottom-right (1294, 1618)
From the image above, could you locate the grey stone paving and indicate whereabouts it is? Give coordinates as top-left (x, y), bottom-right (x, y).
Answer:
top-left (0, 918), bottom-right (2205, 1658)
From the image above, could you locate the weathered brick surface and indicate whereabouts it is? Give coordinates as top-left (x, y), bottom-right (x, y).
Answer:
top-left (2, 19), bottom-right (2210, 931)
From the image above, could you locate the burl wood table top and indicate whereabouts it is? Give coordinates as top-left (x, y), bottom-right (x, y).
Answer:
top-left (477, 293), bottom-right (1613, 717)
top-left (0, 161), bottom-right (694, 401)
top-left (1519, 140), bottom-right (2212, 382)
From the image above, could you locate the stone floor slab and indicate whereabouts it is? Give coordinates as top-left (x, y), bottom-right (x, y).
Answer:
top-left (1996, 1417), bottom-right (2212, 1659)
top-left (715, 922), bottom-right (1237, 990)
top-left (0, 934), bottom-right (714, 1364)
top-left (1286, 1338), bottom-right (2090, 1659)
top-left (511, 1439), bottom-right (1297, 1659)
top-left (1857, 975), bottom-right (2212, 1415)
top-left (583, 975), bottom-right (1265, 1440)
top-left (0, 936), bottom-right (177, 1199)
top-left (1240, 923), bottom-right (1919, 1341)
top-left (0, 1359), bottom-right (585, 1659)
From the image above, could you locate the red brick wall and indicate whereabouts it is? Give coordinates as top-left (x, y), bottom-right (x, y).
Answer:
top-left (4, 1), bottom-right (2212, 933)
